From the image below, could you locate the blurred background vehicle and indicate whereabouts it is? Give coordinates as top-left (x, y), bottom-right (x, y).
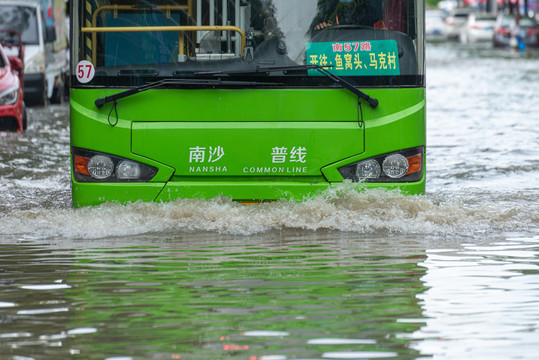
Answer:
top-left (445, 7), bottom-right (476, 39)
top-left (493, 13), bottom-right (517, 47)
top-left (437, 0), bottom-right (459, 13)
top-left (460, 13), bottom-right (497, 43)
top-left (0, 30), bottom-right (26, 132)
top-left (493, 13), bottom-right (539, 48)
top-left (426, 9), bottom-right (448, 41)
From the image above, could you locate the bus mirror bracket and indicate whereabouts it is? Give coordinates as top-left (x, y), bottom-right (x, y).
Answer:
top-left (244, 31), bottom-right (254, 62)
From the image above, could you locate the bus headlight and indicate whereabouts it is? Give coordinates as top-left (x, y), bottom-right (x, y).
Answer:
top-left (72, 148), bottom-right (157, 183)
top-left (116, 160), bottom-right (141, 180)
top-left (339, 147), bottom-right (424, 183)
top-left (356, 159), bottom-right (381, 179)
top-left (87, 155), bottom-right (114, 179)
top-left (382, 154), bottom-right (409, 178)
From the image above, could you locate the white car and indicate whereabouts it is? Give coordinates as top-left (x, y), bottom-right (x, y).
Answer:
top-left (445, 7), bottom-right (476, 40)
top-left (460, 13), bottom-right (497, 43)
top-left (438, 0), bottom-right (458, 13)
top-left (426, 10), bottom-right (447, 41)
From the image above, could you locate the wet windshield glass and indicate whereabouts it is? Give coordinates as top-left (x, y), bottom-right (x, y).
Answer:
top-left (72, 0), bottom-right (424, 88)
top-left (0, 6), bottom-right (39, 45)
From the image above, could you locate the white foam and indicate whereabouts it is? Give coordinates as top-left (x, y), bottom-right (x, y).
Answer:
top-left (322, 351), bottom-right (398, 359)
top-left (308, 338), bottom-right (376, 345)
top-left (243, 330), bottom-right (290, 337)
top-left (67, 327), bottom-right (98, 335)
top-left (0, 301), bottom-right (16, 307)
top-left (20, 284), bottom-right (71, 290)
top-left (0, 184), bottom-right (536, 239)
top-left (260, 356), bottom-right (287, 360)
top-left (17, 307), bottom-right (69, 315)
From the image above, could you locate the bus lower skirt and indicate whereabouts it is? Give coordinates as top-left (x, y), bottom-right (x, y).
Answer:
top-left (71, 178), bottom-right (425, 207)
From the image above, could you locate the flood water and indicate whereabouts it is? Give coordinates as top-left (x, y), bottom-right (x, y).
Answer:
top-left (0, 42), bottom-right (538, 360)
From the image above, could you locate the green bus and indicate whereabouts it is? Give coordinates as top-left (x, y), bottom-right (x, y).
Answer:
top-left (70, 0), bottom-right (425, 207)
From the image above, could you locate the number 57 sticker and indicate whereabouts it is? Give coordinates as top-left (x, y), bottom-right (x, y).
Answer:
top-left (76, 60), bottom-right (95, 83)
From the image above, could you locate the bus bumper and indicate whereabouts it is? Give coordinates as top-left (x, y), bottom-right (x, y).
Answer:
top-left (156, 179), bottom-right (425, 203)
top-left (156, 181), bottom-right (330, 203)
top-left (71, 182), bottom-right (165, 208)
top-left (71, 177), bottom-right (424, 207)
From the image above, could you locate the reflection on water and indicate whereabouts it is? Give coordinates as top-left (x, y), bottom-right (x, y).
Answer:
top-left (2, 233), bottom-right (538, 359)
top-left (0, 235), bottom-right (428, 359)
top-left (412, 235), bottom-right (539, 360)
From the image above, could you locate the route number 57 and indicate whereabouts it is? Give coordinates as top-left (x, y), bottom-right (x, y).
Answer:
top-left (76, 60), bottom-right (95, 84)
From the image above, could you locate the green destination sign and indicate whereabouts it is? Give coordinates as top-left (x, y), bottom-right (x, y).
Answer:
top-left (306, 39), bottom-right (400, 76)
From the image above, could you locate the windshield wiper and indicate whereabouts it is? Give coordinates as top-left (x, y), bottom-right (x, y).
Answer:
top-left (94, 78), bottom-right (282, 108)
top-left (196, 64), bottom-right (378, 108)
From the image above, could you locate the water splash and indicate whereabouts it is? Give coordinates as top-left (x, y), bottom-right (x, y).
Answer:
top-left (0, 184), bottom-right (535, 239)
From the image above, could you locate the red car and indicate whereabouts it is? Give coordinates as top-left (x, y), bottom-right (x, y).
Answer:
top-left (0, 30), bottom-right (26, 132)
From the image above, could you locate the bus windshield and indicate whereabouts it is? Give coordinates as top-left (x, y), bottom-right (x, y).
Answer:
top-left (72, 0), bottom-right (424, 88)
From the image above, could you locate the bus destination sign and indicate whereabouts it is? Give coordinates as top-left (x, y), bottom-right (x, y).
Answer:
top-left (306, 39), bottom-right (400, 76)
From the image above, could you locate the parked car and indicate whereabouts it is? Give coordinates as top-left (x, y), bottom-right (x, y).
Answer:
top-left (445, 7), bottom-right (476, 39)
top-left (0, 0), bottom-right (68, 106)
top-left (0, 31), bottom-right (26, 132)
top-left (438, 0), bottom-right (458, 13)
top-left (460, 13), bottom-right (497, 43)
top-left (426, 9), bottom-right (447, 41)
top-left (493, 14), bottom-right (539, 48)
top-left (525, 22), bottom-right (539, 48)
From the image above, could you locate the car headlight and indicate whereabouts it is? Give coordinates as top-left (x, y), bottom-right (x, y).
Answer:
top-left (24, 52), bottom-right (45, 73)
top-left (0, 85), bottom-right (19, 105)
top-left (72, 148), bottom-right (158, 183)
top-left (338, 147), bottom-right (424, 183)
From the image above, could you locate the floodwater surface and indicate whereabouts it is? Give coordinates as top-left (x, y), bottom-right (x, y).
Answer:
top-left (0, 42), bottom-right (538, 360)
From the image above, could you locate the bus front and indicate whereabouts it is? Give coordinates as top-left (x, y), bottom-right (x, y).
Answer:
top-left (70, 0), bottom-right (425, 207)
